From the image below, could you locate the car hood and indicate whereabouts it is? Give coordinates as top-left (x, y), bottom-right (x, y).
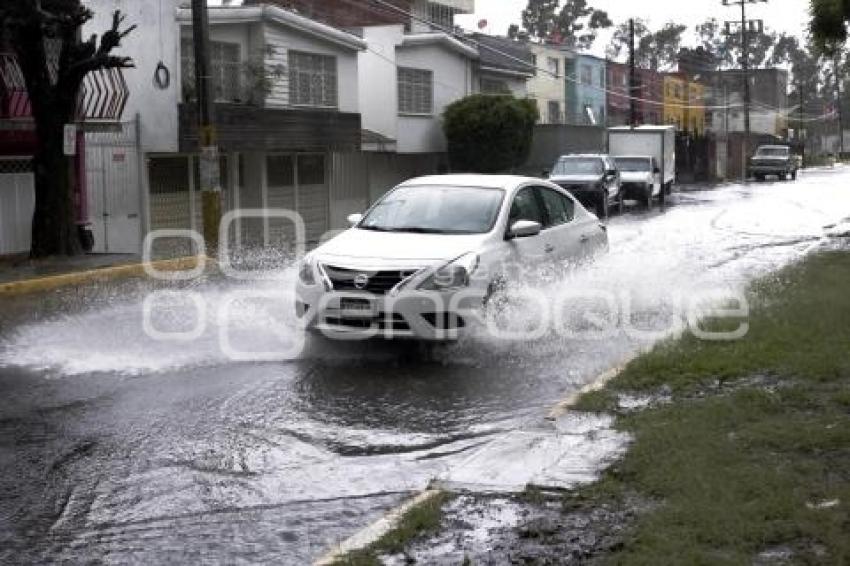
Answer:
top-left (549, 175), bottom-right (600, 184)
top-left (313, 228), bottom-right (489, 269)
top-left (620, 171), bottom-right (652, 183)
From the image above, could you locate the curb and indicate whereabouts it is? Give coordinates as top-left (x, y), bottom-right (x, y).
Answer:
top-left (314, 489), bottom-right (444, 566)
top-left (313, 356), bottom-right (637, 565)
top-left (0, 255), bottom-right (209, 297)
top-left (546, 354), bottom-right (637, 420)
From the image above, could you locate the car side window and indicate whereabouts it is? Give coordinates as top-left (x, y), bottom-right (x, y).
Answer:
top-left (539, 188), bottom-right (575, 227)
top-left (509, 187), bottom-right (545, 226)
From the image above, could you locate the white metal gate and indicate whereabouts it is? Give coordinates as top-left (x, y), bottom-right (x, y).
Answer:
top-left (0, 159), bottom-right (35, 256)
top-left (84, 120), bottom-right (142, 253)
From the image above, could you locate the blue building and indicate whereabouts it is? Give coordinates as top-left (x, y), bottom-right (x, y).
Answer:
top-left (563, 51), bottom-right (607, 126)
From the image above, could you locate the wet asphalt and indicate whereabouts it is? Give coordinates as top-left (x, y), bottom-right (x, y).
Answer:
top-left (1, 167), bottom-right (849, 564)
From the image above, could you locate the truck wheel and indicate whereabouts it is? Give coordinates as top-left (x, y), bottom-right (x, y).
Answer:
top-left (616, 190), bottom-right (624, 215)
top-left (791, 170), bottom-right (798, 181)
top-left (597, 191), bottom-right (609, 219)
top-left (658, 184), bottom-right (666, 206)
top-left (644, 186), bottom-right (653, 210)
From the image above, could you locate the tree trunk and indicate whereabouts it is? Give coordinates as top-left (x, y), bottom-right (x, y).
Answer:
top-left (30, 117), bottom-right (82, 258)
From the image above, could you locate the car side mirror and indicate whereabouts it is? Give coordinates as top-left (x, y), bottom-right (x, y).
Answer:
top-left (508, 220), bottom-right (542, 239)
top-left (347, 213), bottom-right (364, 226)
top-left (653, 167), bottom-right (661, 174)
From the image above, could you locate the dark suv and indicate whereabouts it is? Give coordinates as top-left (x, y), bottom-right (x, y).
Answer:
top-left (748, 145), bottom-right (800, 181)
top-left (548, 154), bottom-right (622, 219)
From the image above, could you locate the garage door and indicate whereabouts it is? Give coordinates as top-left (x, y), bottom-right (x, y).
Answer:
top-left (265, 153), bottom-right (328, 251)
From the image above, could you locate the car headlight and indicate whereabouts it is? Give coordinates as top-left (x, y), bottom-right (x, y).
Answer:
top-left (298, 258), bottom-right (317, 286)
top-left (418, 253), bottom-right (480, 291)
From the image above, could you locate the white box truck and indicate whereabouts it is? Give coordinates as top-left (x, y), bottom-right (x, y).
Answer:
top-left (607, 126), bottom-right (676, 206)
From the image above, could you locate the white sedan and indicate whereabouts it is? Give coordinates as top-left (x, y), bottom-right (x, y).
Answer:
top-left (295, 175), bottom-right (608, 341)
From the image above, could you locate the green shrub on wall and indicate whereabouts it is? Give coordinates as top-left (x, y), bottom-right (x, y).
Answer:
top-left (443, 94), bottom-right (539, 173)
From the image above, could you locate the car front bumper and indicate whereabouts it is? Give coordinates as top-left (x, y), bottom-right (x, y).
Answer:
top-left (295, 283), bottom-right (487, 341)
top-left (748, 163), bottom-right (792, 175)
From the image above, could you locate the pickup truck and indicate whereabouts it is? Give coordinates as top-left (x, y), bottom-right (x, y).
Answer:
top-left (748, 145), bottom-right (799, 181)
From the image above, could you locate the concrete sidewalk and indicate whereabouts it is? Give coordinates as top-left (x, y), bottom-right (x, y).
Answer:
top-left (0, 254), bottom-right (141, 286)
top-left (0, 254), bottom-right (207, 297)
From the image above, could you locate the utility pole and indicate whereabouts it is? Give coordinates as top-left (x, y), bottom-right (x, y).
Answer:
top-left (191, 0), bottom-right (222, 254)
top-left (629, 18), bottom-right (638, 127)
top-left (723, 0), bottom-right (766, 178)
top-left (798, 78), bottom-right (805, 167)
top-left (835, 54), bottom-right (845, 157)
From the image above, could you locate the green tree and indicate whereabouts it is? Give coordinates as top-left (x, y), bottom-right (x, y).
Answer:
top-left (443, 95), bottom-right (539, 173)
top-left (0, 2), bottom-right (135, 257)
top-left (607, 20), bottom-right (687, 71)
top-left (520, 0), bottom-right (612, 50)
top-left (810, 0), bottom-right (850, 53)
top-left (692, 17), bottom-right (779, 70)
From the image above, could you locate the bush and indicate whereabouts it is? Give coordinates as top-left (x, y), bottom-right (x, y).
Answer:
top-left (443, 94), bottom-right (539, 173)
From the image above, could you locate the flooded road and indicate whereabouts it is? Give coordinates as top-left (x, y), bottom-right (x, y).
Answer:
top-left (1, 168), bottom-right (849, 564)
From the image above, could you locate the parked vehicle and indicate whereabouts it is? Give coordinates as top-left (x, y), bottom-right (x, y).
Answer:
top-left (608, 125), bottom-right (676, 199)
top-left (748, 145), bottom-right (799, 181)
top-left (295, 175), bottom-right (609, 341)
top-left (547, 154), bottom-right (622, 219)
top-left (614, 156), bottom-right (664, 209)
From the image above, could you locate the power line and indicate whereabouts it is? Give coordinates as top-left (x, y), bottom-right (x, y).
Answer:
top-left (364, 0), bottom-right (746, 112)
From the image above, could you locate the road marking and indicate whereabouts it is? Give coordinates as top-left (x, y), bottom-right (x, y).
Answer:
top-left (314, 489), bottom-right (443, 566)
top-left (0, 256), bottom-right (209, 297)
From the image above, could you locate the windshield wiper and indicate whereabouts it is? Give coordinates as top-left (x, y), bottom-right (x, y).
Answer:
top-left (390, 227), bottom-right (450, 234)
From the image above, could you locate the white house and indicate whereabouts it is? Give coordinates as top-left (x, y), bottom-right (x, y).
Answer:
top-left (82, 1), bottom-right (367, 254)
top-left (358, 27), bottom-right (477, 154)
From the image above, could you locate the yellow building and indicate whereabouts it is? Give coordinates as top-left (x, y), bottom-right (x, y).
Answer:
top-left (685, 81), bottom-right (706, 135)
top-left (663, 75), bottom-right (706, 135)
top-left (663, 75), bottom-right (686, 131)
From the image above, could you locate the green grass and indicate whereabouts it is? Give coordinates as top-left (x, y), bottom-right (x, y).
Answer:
top-left (571, 252), bottom-right (850, 565)
top-left (333, 491), bottom-right (453, 566)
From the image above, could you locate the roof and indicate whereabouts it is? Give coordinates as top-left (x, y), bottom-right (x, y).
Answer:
top-left (400, 33), bottom-right (479, 59)
top-left (399, 174), bottom-right (540, 189)
top-left (473, 34), bottom-right (534, 77)
top-left (175, 5), bottom-right (367, 51)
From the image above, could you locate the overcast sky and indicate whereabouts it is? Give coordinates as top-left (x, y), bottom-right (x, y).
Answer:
top-left (457, 0), bottom-right (812, 57)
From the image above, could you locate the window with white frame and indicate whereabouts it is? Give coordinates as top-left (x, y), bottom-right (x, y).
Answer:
top-left (580, 64), bottom-right (592, 85)
top-left (288, 51), bottom-right (338, 108)
top-left (181, 39), bottom-right (242, 102)
top-left (547, 57), bottom-right (560, 78)
top-left (481, 78), bottom-right (510, 95)
top-left (398, 67), bottom-right (434, 115)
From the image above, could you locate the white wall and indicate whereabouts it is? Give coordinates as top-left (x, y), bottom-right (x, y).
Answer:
top-left (396, 43), bottom-right (474, 153)
top-left (264, 23), bottom-right (360, 113)
top-left (85, 0), bottom-right (182, 153)
top-left (359, 26), bottom-right (405, 142)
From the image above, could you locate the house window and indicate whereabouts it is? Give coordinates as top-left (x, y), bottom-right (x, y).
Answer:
top-left (581, 64), bottom-right (592, 85)
top-left (548, 100), bottom-right (562, 123)
top-left (547, 57), bottom-right (560, 78)
top-left (598, 67), bottom-right (605, 87)
top-left (181, 39), bottom-right (242, 102)
top-left (481, 78), bottom-right (510, 94)
top-left (398, 67), bottom-right (434, 114)
top-left (289, 51), bottom-right (338, 108)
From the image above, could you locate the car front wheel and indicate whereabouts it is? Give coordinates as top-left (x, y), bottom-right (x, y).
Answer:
top-left (597, 190), bottom-right (609, 219)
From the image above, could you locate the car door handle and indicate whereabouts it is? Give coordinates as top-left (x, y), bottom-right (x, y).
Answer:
top-left (544, 244), bottom-right (555, 253)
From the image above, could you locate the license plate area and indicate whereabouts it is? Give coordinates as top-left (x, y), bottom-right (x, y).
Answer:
top-left (338, 297), bottom-right (377, 317)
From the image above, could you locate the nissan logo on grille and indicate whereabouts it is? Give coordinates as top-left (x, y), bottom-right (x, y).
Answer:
top-left (353, 273), bottom-right (370, 290)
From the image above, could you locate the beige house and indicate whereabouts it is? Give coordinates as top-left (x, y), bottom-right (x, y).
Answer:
top-left (526, 43), bottom-right (569, 124)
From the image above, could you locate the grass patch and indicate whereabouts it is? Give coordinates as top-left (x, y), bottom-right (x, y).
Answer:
top-left (333, 491), bottom-right (453, 566)
top-left (571, 252), bottom-right (850, 564)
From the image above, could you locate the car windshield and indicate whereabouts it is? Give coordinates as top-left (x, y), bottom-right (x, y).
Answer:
top-left (552, 157), bottom-right (604, 176)
top-left (359, 185), bottom-right (504, 235)
top-left (615, 158), bottom-right (652, 172)
top-left (756, 147), bottom-right (789, 157)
